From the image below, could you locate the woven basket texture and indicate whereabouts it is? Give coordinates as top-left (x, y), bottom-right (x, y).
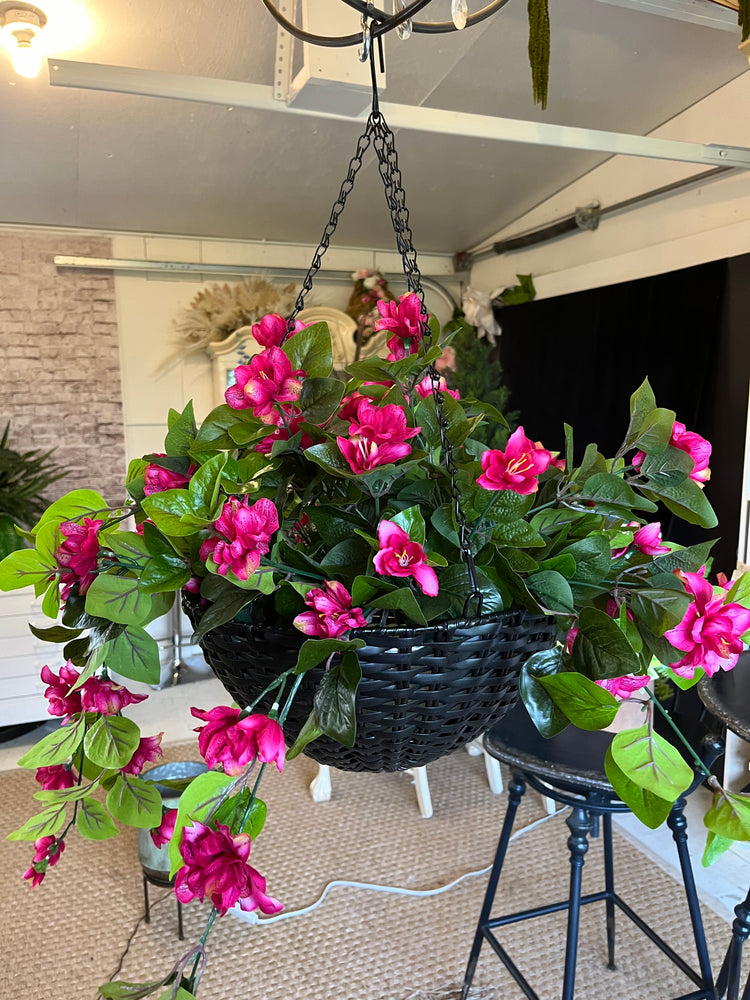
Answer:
top-left (184, 598), bottom-right (556, 772)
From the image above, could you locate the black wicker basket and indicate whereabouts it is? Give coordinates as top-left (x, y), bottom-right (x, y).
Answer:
top-left (183, 596), bottom-right (557, 772)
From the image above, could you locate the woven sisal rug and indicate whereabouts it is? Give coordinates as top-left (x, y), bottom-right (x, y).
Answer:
top-left (0, 740), bottom-right (736, 1000)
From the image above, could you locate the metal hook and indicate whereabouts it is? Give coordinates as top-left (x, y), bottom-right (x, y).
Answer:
top-left (358, 15), bottom-right (371, 61)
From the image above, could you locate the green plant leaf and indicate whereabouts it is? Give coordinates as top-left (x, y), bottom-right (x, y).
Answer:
top-left (283, 322), bottom-right (333, 378)
top-left (391, 505), bottom-right (426, 546)
top-left (518, 648), bottom-right (569, 738)
top-left (609, 724), bottom-right (693, 801)
top-left (538, 672), bottom-right (620, 730)
top-left (286, 710), bottom-right (323, 761)
top-left (313, 650), bottom-right (361, 747)
top-left (17, 716), bottom-right (86, 769)
top-left (188, 588), bottom-right (259, 642)
top-left (625, 379), bottom-right (657, 448)
top-left (7, 803), bottom-right (67, 841)
top-left (141, 489), bottom-right (198, 537)
top-left (0, 547), bottom-right (55, 591)
top-left (139, 553), bottom-right (191, 593)
top-left (164, 401), bottom-right (197, 457)
top-left (578, 472), bottom-right (657, 513)
top-left (651, 540), bottom-right (716, 576)
top-left (35, 778), bottom-right (100, 802)
top-left (84, 716), bottom-right (142, 769)
top-left (28, 623), bottom-right (83, 643)
top-left (84, 573), bottom-right (155, 626)
top-left (77, 798), bottom-right (119, 840)
top-left (641, 478), bottom-right (718, 529)
top-left (526, 570), bottom-right (575, 614)
top-left (293, 636), bottom-right (365, 675)
top-left (702, 830), bottom-right (735, 867)
top-left (604, 746), bottom-right (674, 828)
top-left (106, 774), bottom-right (163, 828)
top-left (630, 407), bottom-right (677, 455)
top-left (571, 607), bottom-right (640, 680)
top-left (99, 979), bottom-right (176, 1000)
top-left (704, 789), bottom-right (750, 842)
top-left (559, 535), bottom-right (612, 583)
top-left (630, 587), bottom-right (690, 636)
top-left (213, 794), bottom-right (267, 840)
top-left (35, 489), bottom-right (108, 530)
top-left (299, 377), bottom-right (346, 424)
top-left (169, 770), bottom-right (236, 877)
top-left (367, 586), bottom-right (429, 626)
top-left (103, 626), bottom-right (161, 684)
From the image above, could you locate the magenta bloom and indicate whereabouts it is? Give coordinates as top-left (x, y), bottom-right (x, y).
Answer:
top-left (35, 765), bottom-right (75, 790)
top-left (337, 435), bottom-right (414, 475)
top-left (143, 457), bottom-right (195, 497)
top-left (23, 836), bottom-right (65, 887)
top-left (40, 661), bottom-right (83, 719)
top-left (175, 821), bottom-right (282, 916)
top-left (477, 427), bottom-right (554, 495)
top-left (251, 313), bottom-right (304, 348)
top-left (374, 293), bottom-right (425, 360)
top-left (293, 581), bottom-right (367, 638)
top-left (199, 496), bottom-right (279, 581)
top-left (634, 421), bottom-right (711, 484)
top-left (632, 522), bottom-right (670, 556)
top-left (596, 675), bottom-right (651, 699)
top-left (192, 706), bottom-right (285, 774)
top-left (224, 347), bottom-right (304, 424)
top-left (373, 520), bottom-right (439, 597)
top-left (415, 375), bottom-right (460, 400)
top-left (55, 517), bottom-right (103, 603)
top-left (255, 415), bottom-right (313, 455)
top-left (665, 569), bottom-right (750, 679)
top-left (150, 807), bottom-right (178, 849)
top-left (122, 733), bottom-right (164, 775)
top-left (80, 676), bottom-right (147, 715)
top-left (337, 401), bottom-right (420, 475)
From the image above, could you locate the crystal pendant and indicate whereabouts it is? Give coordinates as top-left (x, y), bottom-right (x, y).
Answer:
top-left (394, 0), bottom-right (412, 39)
top-left (451, 0), bottom-right (468, 29)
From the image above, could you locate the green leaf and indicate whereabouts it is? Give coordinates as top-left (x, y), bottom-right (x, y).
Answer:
top-left (630, 587), bottom-right (690, 636)
top-left (35, 778), bottom-right (100, 802)
top-left (313, 650), bottom-right (361, 746)
top-left (189, 588), bottom-right (258, 642)
top-left (625, 379), bottom-right (657, 448)
top-left (519, 648), bottom-right (569, 738)
top-left (283, 322), bottom-right (333, 378)
top-left (704, 789), bottom-right (750, 842)
top-left (639, 444), bottom-right (694, 488)
top-left (35, 489), bottom-right (107, 530)
top-left (702, 830), bottom-right (735, 867)
top-left (103, 627), bottom-right (161, 685)
top-left (169, 770), bottom-right (236, 877)
top-left (106, 774), bottom-right (163, 828)
top-left (367, 586), bottom-right (429, 626)
top-left (17, 716), bottom-right (86, 769)
top-left (538, 672), bottom-right (620, 730)
top-left (84, 716), bottom-right (142, 769)
top-left (293, 636), bottom-right (365, 674)
top-left (609, 725), bottom-right (693, 801)
top-left (304, 441), bottom-right (358, 478)
top-left (141, 489), bottom-right (198, 537)
top-left (641, 478), bottom-right (718, 529)
top-left (187, 453), bottom-right (226, 518)
top-left (7, 803), bottom-right (67, 841)
top-left (0, 546), bottom-right (55, 591)
top-left (571, 607), bottom-right (641, 680)
top-left (391, 505), bottom-right (426, 546)
top-left (139, 553), bottom-right (191, 593)
top-left (99, 979), bottom-right (172, 1000)
top-left (85, 573), bottom-right (154, 626)
top-left (604, 747), bottom-right (674, 828)
top-left (28, 623), bottom-right (83, 643)
top-left (492, 518), bottom-right (544, 548)
top-left (526, 570), bottom-right (575, 614)
top-left (651, 540), bottom-right (716, 576)
top-left (318, 537), bottom-right (370, 579)
top-left (631, 407), bottom-right (677, 454)
top-left (299, 377), bottom-right (346, 424)
top-left (164, 401), bottom-right (197, 457)
top-left (77, 798), bottom-right (119, 840)
top-left (559, 535), bottom-right (612, 583)
top-left (578, 472), bottom-right (657, 513)
top-left (213, 795), bottom-right (267, 840)
top-left (286, 711), bottom-right (323, 761)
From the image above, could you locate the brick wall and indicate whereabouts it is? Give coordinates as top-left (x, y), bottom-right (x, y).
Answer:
top-left (0, 230), bottom-right (126, 505)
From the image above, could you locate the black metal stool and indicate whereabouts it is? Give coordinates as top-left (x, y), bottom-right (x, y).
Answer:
top-left (461, 702), bottom-right (722, 1000)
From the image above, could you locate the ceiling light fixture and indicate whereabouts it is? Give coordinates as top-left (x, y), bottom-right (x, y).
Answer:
top-left (0, 2), bottom-right (47, 78)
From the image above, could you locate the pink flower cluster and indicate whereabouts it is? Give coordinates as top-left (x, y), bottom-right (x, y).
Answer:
top-left (251, 313), bottom-right (304, 348)
top-left (199, 496), bottom-right (279, 581)
top-left (337, 399), bottom-right (420, 475)
top-left (35, 764), bottom-right (75, 790)
top-left (191, 706), bottom-right (286, 775)
top-left (414, 374), bottom-right (460, 400)
top-left (293, 581), bottom-right (367, 638)
top-left (477, 427), bottom-right (554, 495)
top-left (23, 836), bottom-right (65, 887)
top-left (665, 569), bottom-right (750, 679)
top-left (374, 292), bottom-right (425, 360)
top-left (175, 821), bottom-right (282, 916)
top-left (55, 517), bottom-right (103, 604)
top-left (596, 675), bottom-right (651, 699)
top-left (225, 346), bottom-right (305, 425)
top-left (373, 521), bottom-right (439, 597)
top-left (143, 455), bottom-right (195, 496)
top-left (150, 807), bottom-right (178, 849)
top-left (40, 661), bottom-right (148, 720)
top-left (634, 420), bottom-right (711, 485)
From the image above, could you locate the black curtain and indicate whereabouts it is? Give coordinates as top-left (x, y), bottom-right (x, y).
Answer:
top-left (496, 256), bottom-right (749, 576)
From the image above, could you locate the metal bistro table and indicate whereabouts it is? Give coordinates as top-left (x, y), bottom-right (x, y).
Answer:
top-left (698, 651), bottom-right (750, 1000)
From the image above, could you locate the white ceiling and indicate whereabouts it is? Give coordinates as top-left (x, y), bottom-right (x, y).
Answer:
top-left (0, 0), bottom-right (747, 254)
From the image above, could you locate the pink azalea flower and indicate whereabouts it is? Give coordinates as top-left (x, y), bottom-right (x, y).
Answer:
top-left (338, 392), bottom-right (366, 424)
top-left (373, 520), bottom-right (439, 597)
top-left (634, 421), bottom-right (711, 484)
top-left (199, 496), bottom-right (279, 581)
top-left (414, 375), bottom-right (460, 400)
top-left (596, 675), bottom-right (651, 699)
top-left (150, 807), bottom-right (178, 849)
top-left (225, 347), bottom-right (305, 424)
top-left (665, 569), bottom-right (750, 679)
top-left (191, 707), bottom-right (286, 774)
top-left (374, 292), bottom-right (425, 360)
top-left (143, 456), bottom-right (196, 496)
top-left (40, 661), bottom-right (83, 719)
top-left (23, 836), bottom-right (65, 887)
top-left (251, 313), bottom-right (304, 348)
top-left (477, 427), bottom-right (554, 494)
top-left (293, 581), bottom-right (367, 638)
top-left (35, 765), bottom-right (75, 790)
top-left (55, 517), bottom-right (103, 603)
top-left (337, 435), bottom-right (414, 475)
top-left (255, 415), bottom-right (313, 455)
top-left (175, 822), bottom-right (282, 916)
top-left (122, 733), bottom-right (164, 775)
top-left (80, 676), bottom-right (148, 715)
top-left (632, 522), bottom-right (670, 556)
top-left (337, 401), bottom-right (420, 475)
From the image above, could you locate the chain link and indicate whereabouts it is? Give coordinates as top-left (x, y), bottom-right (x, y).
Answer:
top-left (284, 107), bottom-right (483, 616)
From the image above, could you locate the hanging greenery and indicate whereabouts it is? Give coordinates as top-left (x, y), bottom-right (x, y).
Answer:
top-left (527, 0), bottom-right (551, 109)
top-left (740, 0), bottom-right (749, 41)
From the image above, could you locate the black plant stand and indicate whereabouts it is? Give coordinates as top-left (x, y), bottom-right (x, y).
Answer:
top-left (460, 703), bottom-right (722, 1000)
top-left (142, 870), bottom-right (184, 941)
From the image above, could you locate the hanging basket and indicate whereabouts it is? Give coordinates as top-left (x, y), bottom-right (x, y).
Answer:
top-left (183, 595), bottom-right (556, 772)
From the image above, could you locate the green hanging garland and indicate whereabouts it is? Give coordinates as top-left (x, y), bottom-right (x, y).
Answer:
top-left (527, 0), bottom-right (551, 109)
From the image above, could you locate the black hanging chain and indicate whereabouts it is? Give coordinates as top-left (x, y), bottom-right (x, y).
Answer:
top-left (284, 27), bottom-right (483, 617)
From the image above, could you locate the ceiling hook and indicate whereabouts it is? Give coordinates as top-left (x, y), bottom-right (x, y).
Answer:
top-left (358, 14), bottom-right (372, 62)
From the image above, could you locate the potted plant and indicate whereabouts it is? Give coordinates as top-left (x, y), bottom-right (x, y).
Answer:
top-left (0, 422), bottom-right (65, 560)
top-left (1, 294), bottom-right (749, 997)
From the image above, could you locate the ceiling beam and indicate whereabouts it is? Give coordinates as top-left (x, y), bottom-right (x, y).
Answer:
top-left (48, 59), bottom-right (750, 169)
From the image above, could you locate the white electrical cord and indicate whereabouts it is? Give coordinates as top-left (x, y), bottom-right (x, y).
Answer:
top-left (231, 806), bottom-right (566, 927)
